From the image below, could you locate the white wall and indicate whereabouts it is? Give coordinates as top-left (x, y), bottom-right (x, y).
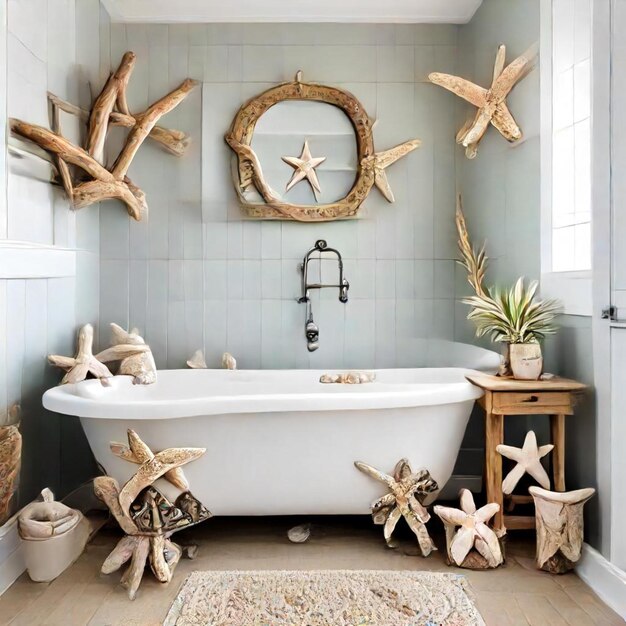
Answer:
top-left (0, 0), bottom-right (108, 507)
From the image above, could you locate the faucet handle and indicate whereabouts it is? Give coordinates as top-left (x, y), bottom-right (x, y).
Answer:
top-left (339, 278), bottom-right (350, 303)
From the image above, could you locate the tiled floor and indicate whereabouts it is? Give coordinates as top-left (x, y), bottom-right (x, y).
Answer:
top-left (0, 516), bottom-right (623, 625)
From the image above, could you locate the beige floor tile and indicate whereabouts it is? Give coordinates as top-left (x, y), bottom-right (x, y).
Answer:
top-left (0, 517), bottom-right (622, 626)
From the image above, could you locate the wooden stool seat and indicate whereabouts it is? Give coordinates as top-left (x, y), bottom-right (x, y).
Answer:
top-left (466, 373), bottom-right (586, 535)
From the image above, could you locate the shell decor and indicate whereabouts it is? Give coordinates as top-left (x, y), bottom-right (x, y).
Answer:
top-left (0, 405), bottom-right (22, 526)
top-left (354, 458), bottom-right (438, 557)
top-left (96, 323), bottom-right (156, 385)
top-left (320, 371), bottom-right (375, 384)
top-left (222, 352), bottom-right (237, 370)
top-left (434, 489), bottom-right (503, 569)
top-left (186, 351), bottom-right (236, 370)
top-left (95, 429), bottom-right (211, 600)
top-left (187, 350), bottom-right (207, 369)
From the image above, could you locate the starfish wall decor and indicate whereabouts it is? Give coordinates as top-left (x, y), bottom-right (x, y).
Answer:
top-left (497, 430), bottom-right (553, 495)
top-left (282, 140), bottom-right (326, 197)
top-left (95, 429), bottom-right (211, 600)
top-left (354, 458), bottom-right (438, 557)
top-left (429, 43), bottom-right (537, 158)
top-left (434, 489), bottom-right (503, 569)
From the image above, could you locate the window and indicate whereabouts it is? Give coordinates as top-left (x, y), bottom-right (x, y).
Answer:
top-left (541, 0), bottom-right (593, 314)
top-left (552, 0), bottom-right (592, 272)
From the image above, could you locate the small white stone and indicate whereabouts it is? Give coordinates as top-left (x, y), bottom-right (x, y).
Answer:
top-left (287, 524), bottom-right (312, 543)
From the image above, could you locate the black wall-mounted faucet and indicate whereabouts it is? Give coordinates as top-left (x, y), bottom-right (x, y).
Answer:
top-left (298, 240), bottom-right (349, 352)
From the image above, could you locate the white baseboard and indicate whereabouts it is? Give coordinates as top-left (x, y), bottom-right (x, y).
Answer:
top-left (0, 514), bottom-right (25, 596)
top-left (576, 543), bottom-right (626, 619)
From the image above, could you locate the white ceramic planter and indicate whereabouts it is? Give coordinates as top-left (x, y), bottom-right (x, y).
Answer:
top-left (20, 515), bottom-right (90, 582)
top-left (509, 343), bottom-right (543, 380)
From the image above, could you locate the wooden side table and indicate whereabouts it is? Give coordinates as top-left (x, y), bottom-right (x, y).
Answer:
top-left (466, 373), bottom-right (586, 535)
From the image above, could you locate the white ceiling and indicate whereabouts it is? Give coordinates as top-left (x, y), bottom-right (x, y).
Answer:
top-left (101, 0), bottom-right (483, 24)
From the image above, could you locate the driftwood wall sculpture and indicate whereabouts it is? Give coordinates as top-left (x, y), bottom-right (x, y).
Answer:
top-left (10, 52), bottom-right (198, 220)
top-left (434, 489), bottom-right (503, 569)
top-left (95, 429), bottom-right (211, 600)
top-left (354, 459), bottom-right (438, 557)
top-left (429, 44), bottom-right (537, 158)
top-left (225, 71), bottom-right (420, 221)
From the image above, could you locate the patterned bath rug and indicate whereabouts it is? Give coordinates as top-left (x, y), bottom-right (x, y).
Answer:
top-left (163, 569), bottom-right (485, 626)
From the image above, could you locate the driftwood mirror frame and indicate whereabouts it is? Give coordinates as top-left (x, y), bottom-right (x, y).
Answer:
top-left (225, 71), bottom-right (421, 222)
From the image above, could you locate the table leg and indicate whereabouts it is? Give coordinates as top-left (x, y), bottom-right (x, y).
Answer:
top-left (485, 411), bottom-right (505, 534)
top-left (550, 413), bottom-right (566, 491)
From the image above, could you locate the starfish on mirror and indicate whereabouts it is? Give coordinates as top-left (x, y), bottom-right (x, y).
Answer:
top-left (434, 489), bottom-right (503, 568)
top-left (354, 458), bottom-right (438, 556)
top-left (429, 43), bottom-right (537, 158)
top-left (282, 140), bottom-right (326, 198)
top-left (497, 430), bottom-right (553, 495)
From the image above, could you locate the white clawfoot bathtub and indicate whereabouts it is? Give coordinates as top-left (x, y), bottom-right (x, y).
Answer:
top-left (43, 367), bottom-right (486, 515)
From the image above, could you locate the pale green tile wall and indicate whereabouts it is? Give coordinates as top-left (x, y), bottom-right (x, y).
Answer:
top-left (99, 23), bottom-right (461, 370)
top-left (455, 0), bottom-right (599, 549)
top-left (0, 0), bottom-right (108, 507)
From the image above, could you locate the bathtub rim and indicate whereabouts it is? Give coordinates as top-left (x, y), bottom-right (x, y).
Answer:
top-left (42, 367), bottom-right (485, 420)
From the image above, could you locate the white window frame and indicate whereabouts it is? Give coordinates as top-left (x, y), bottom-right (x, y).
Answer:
top-left (540, 0), bottom-right (593, 316)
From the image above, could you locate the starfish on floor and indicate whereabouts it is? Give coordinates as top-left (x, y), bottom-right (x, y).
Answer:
top-left (354, 458), bottom-right (438, 556)
top-left (429, 43), bottom-right (537, 158)
top-left (434, 489), bottom-right (503, 568)
top-left (497, 430), bottom-right (553, 494)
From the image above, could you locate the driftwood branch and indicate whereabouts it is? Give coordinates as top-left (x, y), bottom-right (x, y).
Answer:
top-left (10, 51), bottom-right (198, 221)
top-left (47, 92), bottom-right (191, 156)
top-left (87, 51), bottom-right (136, 164)
top-left (112, 79), bottom-right (197, 179)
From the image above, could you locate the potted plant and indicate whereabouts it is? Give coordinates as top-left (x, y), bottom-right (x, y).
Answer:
top-left (455, 196), bottom-right (561, 379)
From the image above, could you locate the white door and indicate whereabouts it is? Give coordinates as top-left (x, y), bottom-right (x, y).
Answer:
top-left (594, 0), bottom-right (626, 570)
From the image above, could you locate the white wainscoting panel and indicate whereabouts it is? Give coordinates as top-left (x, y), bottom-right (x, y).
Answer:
top-left (0, 241), bottom-right (76, 279)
